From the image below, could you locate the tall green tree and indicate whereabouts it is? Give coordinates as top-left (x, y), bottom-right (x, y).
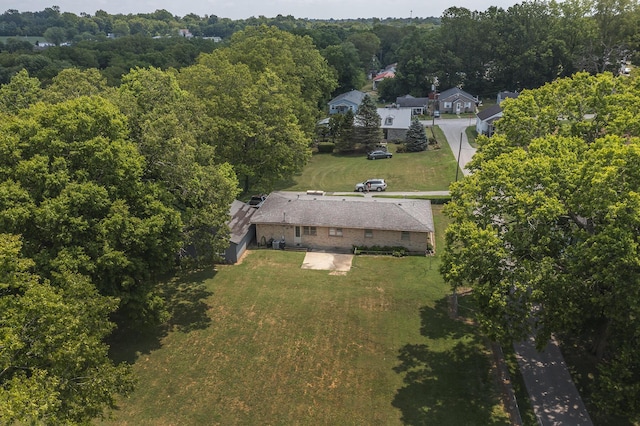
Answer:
top-left (354, 94), bottom-right (382, 152)
top-left (179, 27), bottom-right (331, 193)
top-left (440, 72), bottom-right (640, 421)
top-left (116, 66), bottom-right (239, 264)
top-left (0, 69), bottom-right (41, 114)
top-left (0, 234), bottom-right (134, 424)
top-left (220, 25), bottom-right (337, 136)
top-left (405, 118), bottom-right (428, 152)
top-left (0, 95), bottom-right (183, 325)
top-left (322, 42), bottom-right (365, 94)
top-left (331, 109), bottom-right (355, 152)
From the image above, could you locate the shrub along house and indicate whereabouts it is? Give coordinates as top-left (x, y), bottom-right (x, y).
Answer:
top-left (250, 192), bottom-right (435, 253)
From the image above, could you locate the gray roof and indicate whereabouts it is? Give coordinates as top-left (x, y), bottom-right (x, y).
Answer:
top-left (396, 95), bottom-right (429, 108)
top-left (228, 200), bottom-right (257, 244)
top-left (438, 87), bottom-right (476, 101)
top-left (476, 104), bottom-right (502, 121)
top-left (328, 90), bottom-right (366, 106)
top-left (251, 192), bottom-right (434, 233)
top-left (377, 107), bottom-right (413, 130)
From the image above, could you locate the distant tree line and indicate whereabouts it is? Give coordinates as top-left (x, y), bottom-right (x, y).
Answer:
top-left (1, 1), bottom-right (639, 98)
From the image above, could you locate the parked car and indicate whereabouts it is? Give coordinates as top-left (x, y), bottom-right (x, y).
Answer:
top-left (367, 150), bottom-right (392, 160)
top-left (248, 194), bottom-right (267, 208)
top-left (354, 178), bottom-right (387, 192)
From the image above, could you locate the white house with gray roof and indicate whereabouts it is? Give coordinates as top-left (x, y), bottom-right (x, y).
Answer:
top-left (377, 107), bottom-right (413, 141)
top-left (251, 192), bottom-right (435, 253)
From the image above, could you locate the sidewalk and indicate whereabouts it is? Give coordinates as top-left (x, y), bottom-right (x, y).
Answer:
top-left (514, 336), bottom-right (593, 425)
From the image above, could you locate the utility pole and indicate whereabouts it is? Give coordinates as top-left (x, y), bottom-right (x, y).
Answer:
top-left (455, 132), bottom-right (463, 181)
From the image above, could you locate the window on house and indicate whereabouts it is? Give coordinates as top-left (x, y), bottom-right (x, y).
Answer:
top-left (303, 226), bottom-right (317, 236)
top-left (365, 229), bottom-right (373, 238)
top-left (465, 102), bottom-right (471, 108)
top-left (444, 102), bottom-right (452, 108)
top-left (385, 117), bottom-right (393, 125)
top-left (329, 227), bottom-right (343, 237)
top-left (401, 231), bottom-right (410, 241)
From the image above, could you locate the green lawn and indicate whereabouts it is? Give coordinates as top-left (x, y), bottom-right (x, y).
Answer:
top-left (101, 206), bottom-right (510, 425)
top-left (276, 132), bottom-right (459, 192)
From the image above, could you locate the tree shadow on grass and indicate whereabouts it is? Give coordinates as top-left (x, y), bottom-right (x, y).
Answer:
top-left (392, 298), bottom-right (507, 425)
top-left (161, 268), bottom-right (216, 333)
top-left (419, 297), bottom-right (469, 341)
top-left (108, 268), bottom-right (216, 365)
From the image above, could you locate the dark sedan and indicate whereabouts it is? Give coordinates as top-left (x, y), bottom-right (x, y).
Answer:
top-left (367, 150), bottom-right (392, 160)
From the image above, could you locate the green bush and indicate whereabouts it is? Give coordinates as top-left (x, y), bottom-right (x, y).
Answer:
top-left (395, 144), bottom-right (407, 153)
top-left (317, 142), bottom-right (336, 153)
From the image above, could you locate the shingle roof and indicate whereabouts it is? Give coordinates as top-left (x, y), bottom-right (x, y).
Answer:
top-left (329, 90), bottom-right (366, 106)
top-left (438, 87), bottom-right (476, 101)
top-left (476, 104), bottom-right (502, 121)
top-left (396, 95), bottom-right (429, 107)
top-left (228, 200), bottom-right (257, 244)
top-left (251, 192), bottom-right (434, 232)
top-left (377, 107), bottom-right (413, 130)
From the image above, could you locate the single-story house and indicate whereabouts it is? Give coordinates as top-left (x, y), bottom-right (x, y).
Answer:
top-left (437, 87), bottom-right (478, 114)
top-left (476, 91), bottom-right (519, 137)
top-left (377, 107), bottom-right (413, 140)
top-left (328, 90), bottom-right (366, 115)
top-left (396, 95), bottom-right (430, 115)
top-left (476, 104), bottom-right (503, 137)
top-left (224, 200), bottom-right (258, 263)
top-left (251, 192), bottom-right (435, 253)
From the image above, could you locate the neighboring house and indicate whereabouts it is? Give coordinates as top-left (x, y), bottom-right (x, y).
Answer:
top-left (476, 104), bottom-right (503, 137)
top-left (437, 87), bottom-right (478, 114)
top-left (372, 70), bottom-right (395, 90)
top-left (251, 192), bottom-right (435, 253)
top-left (178, 29), bottom-right (193, 38)
top-left (328, 90), bottom-right (366, 115)
top-left (497, 90), bottom-right (518, 105)
top-left (395, 95), bottom-right (429, 115)
top-left (377, 107), bottom-right (413, 140)
top-left (224, 200), bottom-right (258, 264)
top-left (476, 91), bottom-right (519, 137)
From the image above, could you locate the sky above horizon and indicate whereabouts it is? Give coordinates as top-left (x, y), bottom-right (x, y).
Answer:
top-left (7, 0), bottom-right (524, 20)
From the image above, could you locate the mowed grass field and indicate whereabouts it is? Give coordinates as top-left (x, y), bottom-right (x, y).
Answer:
top-left (276, 127), bottom-right (459, 192)
top-left (101, 206), bottom-right (510, 425)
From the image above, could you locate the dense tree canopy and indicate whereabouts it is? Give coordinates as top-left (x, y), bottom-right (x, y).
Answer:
top-left (179, 26), bottom-right (336, 192)
top-left (0, 93), bottom-right (184, 323)
top-left (0, 234), bottom-right (134, 424)
top-left (440, 72), bottom-right (640, 421)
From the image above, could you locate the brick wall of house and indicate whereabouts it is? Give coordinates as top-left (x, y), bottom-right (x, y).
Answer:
top-left (256, 224), bottom-right (433, 252)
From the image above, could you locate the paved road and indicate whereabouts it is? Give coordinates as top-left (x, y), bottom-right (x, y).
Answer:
top-left (422, 117), bottom-right (477, 176)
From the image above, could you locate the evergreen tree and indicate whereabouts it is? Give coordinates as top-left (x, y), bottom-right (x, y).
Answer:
top-left (354, 94), bottom-right (382, 152)
top-left (405, 118), bottom-right (428, 152)
top-left (334, 109), bottom-right (355, 152)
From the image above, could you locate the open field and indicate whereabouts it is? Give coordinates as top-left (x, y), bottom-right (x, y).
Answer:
top-left (276, 132), bottom-right (459, 193)
top-left (0, 36), bottom-right (42, 44)
top-left (101, 206), bottom-right (510, 425)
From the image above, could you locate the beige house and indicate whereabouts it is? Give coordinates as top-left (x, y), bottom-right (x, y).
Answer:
top-left (251, 192), bottom-right (435, 253)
